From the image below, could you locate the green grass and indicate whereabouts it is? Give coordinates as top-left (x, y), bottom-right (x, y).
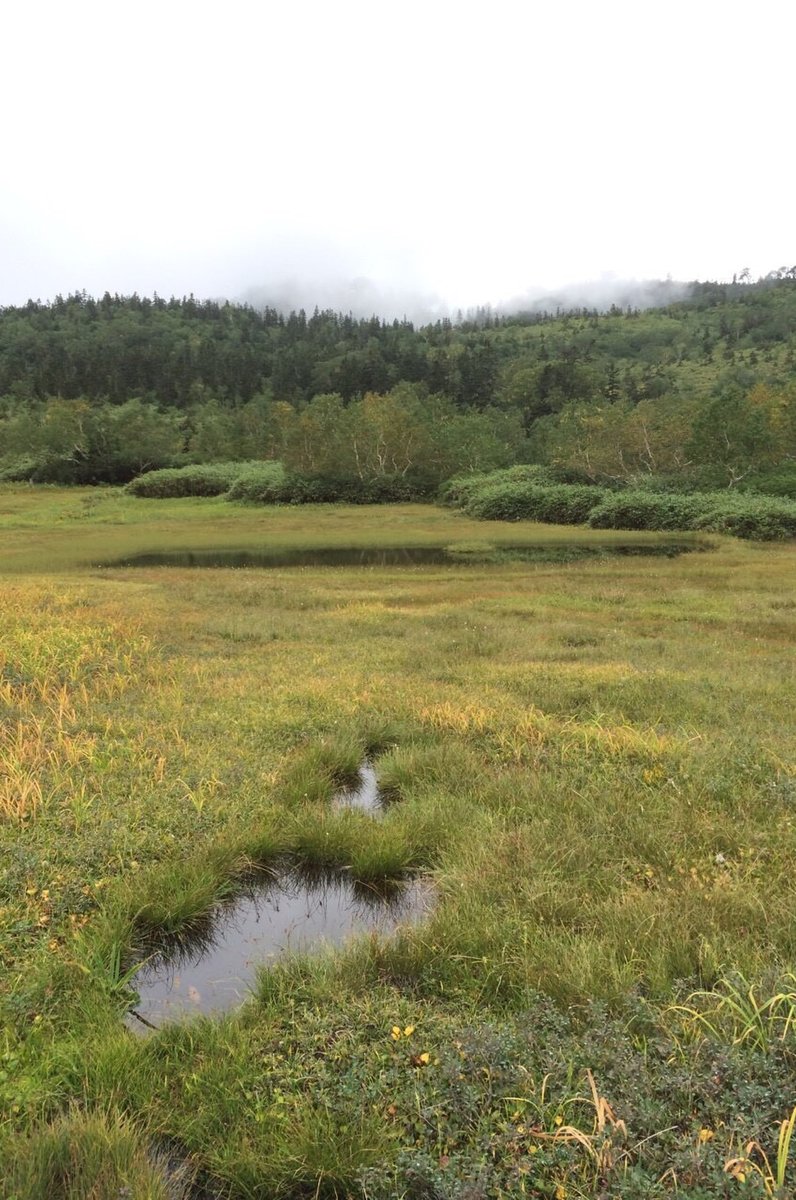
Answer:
top-left (0, 483), bottom-right (708, 573)
top-left (1, 485), bottom-right (795, 1197)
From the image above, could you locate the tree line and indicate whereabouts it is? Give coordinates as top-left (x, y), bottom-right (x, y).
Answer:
top-left (1, 277), bottom-right (795, 490)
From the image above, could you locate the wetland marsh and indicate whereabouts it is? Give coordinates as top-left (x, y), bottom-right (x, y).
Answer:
top-left (1, 486), bottom-right (795, 1198)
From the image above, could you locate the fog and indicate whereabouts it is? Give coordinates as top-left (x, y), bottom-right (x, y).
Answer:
top-left (1, 1), bottom-right (792, 317)
top-left (240, 274), bottom-right (693, 324)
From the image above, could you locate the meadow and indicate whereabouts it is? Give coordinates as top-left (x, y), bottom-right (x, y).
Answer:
top-left (1, 485), bottom-right (795, 1198)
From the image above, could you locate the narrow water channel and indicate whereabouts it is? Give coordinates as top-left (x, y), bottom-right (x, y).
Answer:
top-left (332, 761), bottom-right (382, 813)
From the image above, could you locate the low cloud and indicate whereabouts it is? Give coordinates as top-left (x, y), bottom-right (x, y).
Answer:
top-left (240, 275), bottom-right (695, 325)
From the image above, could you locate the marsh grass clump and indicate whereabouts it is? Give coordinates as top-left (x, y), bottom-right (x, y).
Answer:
top-left (375, 741), bottom-right (489, 804)
top-left (274, 736), bottom-right (368, 805)
top-left (667, 971), bottom-right (796, 1053)
top-left (4, 1107), bottom-right (197, 1200)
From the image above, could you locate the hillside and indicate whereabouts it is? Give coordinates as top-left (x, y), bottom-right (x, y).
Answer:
top-left (1, 277), bottom-right (795, 488)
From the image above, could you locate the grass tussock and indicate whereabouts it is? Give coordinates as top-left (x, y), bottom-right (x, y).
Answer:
top-left (3, 1107), bottom-right (197, 1200)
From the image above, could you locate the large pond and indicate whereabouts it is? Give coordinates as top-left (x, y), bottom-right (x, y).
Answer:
top-left (101, 541), bottom-right (709, 570)
top-left (128, 870), bottom-right (430, 1030)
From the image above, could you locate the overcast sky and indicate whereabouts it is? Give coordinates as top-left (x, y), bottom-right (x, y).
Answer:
top-left (2, 0), bottom-right (793, 318)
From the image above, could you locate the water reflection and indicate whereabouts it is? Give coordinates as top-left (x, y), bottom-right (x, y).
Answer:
top-left (332, 762), bottom-right (382, 814)
top-left (101, 541), bottom-right (707, 570)
top-left (128, 871), bottom-right (430, 1029)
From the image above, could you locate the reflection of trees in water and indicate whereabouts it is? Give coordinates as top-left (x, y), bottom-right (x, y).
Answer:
top-left (104, 542), bottom-right (704, 570)
top-left (129, 871), bottom-right (430, 1025)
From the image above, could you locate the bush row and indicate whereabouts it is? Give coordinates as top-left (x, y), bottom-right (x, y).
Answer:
top-left (590, 490), bottom-right (796, 539)
top-left (454, 471), bottom-right (796, 540)
top-left (227, 468), bottom-right (434, 505)
top-left (127, 461), bottom-right (434, 505)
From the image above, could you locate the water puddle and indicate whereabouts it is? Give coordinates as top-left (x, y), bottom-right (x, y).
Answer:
top-left (128, 871), bottom-right (430, 1030)
top-left (332, 761), bottom-right (382, 813)
top-left (99, 541), bottom-right (709, 570)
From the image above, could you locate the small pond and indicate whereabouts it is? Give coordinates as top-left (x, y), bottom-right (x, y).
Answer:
top-left (100, 541), bottom-right (709, 570)
top-left (128, 870), bottom-right (430, 1030)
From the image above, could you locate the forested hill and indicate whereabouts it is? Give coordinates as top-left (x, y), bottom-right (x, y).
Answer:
top-left (1, 276), bottom-right (795, 489)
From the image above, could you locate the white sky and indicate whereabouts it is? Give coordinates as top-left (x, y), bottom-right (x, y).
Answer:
top-left (1, 0), bottom-right (794, 316)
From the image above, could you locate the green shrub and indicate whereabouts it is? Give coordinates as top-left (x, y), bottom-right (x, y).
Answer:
top-left (587, 489), bottom-right (796, 540)
top-left (587, 491), bottom-right (705, 531)
top-left (127, 461), bottom-right (280, 498)
top-left (223, 463), bottom-right (292, 503)
top-left (695, 493), bottom-right (796, 541)
top-left (740, 467), bottom-right (796, 500)
top-left (439, 465), bottom-right (556, 507)
top-left (227, 470), bottom-right (434, 505)
top-left (465, 482), bottom-right (604, 524)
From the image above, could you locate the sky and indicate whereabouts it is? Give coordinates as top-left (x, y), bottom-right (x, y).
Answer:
top-left (2, 0), bottom-right (794, 318)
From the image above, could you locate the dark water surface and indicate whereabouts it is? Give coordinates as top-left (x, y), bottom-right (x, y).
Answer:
top-left (101, 541), bottom-right (707, 570)
top-left (128, 871), bottom-right (430, 1030)
top-left (332, 761), bottom-right (382, 813)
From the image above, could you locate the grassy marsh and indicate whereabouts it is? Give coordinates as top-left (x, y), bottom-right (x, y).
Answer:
top-left (1, 486), bottom-right (795, 1197)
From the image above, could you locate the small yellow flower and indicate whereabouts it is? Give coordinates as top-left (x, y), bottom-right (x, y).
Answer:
top-left (555, 1186), bottom-right (567, 1200)
top-left (391, 1026), bottom-right (401, 1040)
top-left (698, 1127), bottom-right (714, 1143)
top-left (403, 1025), bottom-right (415, 1037)
top-left (554, 1114), bottom-right (563, 1127)
top-left (418, 1052), bottom-right (430, 1064)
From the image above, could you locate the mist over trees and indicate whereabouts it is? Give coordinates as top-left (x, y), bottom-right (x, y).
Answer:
top-left (1, 276), bottom-right (795, 491)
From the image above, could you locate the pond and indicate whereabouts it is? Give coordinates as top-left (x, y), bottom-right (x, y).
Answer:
top-left (128, 870), bottom-right (430, 1030)
top-left (100, 541), bottom-right (709, 570)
